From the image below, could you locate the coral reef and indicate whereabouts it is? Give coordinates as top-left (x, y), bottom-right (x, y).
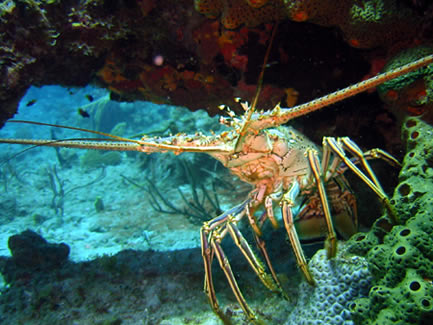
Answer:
top-left (286, 245), bottom-right (373, 325)
top-left (195, 0), bottom-right (424, 49)
top-left (346, 116), bottom-right (433, 325)
top-left (194, 0), bottom-right (286, 29)
top-left (1, 0), bottom-right (430, 128)
top-left (284, 0), bottom-right (423, 49)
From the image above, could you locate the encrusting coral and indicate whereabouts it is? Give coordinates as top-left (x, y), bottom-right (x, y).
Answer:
top-left (286, 245), bottom-right (373, 325)
top-left (195, 0), bottom-right (423, 49)
top-left (286, 0), bottom-right (422, 48)
top-left (194, 0), bottom-right (286, 29)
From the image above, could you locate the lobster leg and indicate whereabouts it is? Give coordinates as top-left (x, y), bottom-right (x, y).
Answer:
top-left (323, 137), bottom-right (399, 223)
top-left (335, 148), bottom-right (401, 175)
top-left (201, 202), bottom-right (248, 323)
top-left (281, 181), bottom-right (315, 285)
top-left (200, 226), bottom-right (231, 324)
top-left (252, 232), bottom-right (289, 301)
top-left (340, 137), bottom-right (385, 191)
top-left (362, 148), bottom-right (401, 168)
top-left (226, 221), bottom-right (281, 293)
top-left (307, 149), bottom-right (338, 259)
top-left (250, 200), bottom-right (288, 300)
top-left (211, 233), bottom-right (257, 322)
top-left (201, 200), bottom-right (275, 324)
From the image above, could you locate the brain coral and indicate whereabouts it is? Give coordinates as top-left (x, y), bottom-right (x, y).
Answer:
top-left (285, 245), bottom-right (373, 325)
top-left (346, 117), bottom-right (433, 324)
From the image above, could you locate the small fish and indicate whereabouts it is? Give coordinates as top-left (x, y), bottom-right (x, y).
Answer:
top-left (26, 99), bottom-right (37, 107)
top-left (78, 108), bottom-right (90, 118)
top-left (85, 94), bottom-right (94, 102)
top-left (265, 61), bottom-right (278, 68)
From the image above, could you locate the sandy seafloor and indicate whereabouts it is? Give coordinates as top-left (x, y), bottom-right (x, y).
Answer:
top-left (0, 85), bottom-right (303, 324)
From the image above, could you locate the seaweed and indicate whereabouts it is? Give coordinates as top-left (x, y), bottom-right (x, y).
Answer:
top-left (46, 165), bottom-right (106, 217)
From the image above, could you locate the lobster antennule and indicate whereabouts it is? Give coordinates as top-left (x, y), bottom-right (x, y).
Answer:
top-left (233, 22), bottom-right (278, 152)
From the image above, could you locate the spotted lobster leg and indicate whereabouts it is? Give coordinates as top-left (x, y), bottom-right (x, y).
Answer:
top-left (280, 180), bottom-right (316, 285)
top-left (279, 148), bottom-right (346, 284)
top-left (323, 137), bottom-right (399, 224)
top-left (307, 149), bottom-right (339, 259)
top-left (200, 200), bottom-right (280, 324)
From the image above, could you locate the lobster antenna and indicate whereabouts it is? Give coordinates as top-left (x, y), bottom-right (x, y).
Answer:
top-left (0, 137), bottom-right (126, 166)
top-left (234, 23), bottom-right (278, 152)
top-left (250, 22), bottom-right (279, 114)
top-left (8, 120), bottom-right (144, 145)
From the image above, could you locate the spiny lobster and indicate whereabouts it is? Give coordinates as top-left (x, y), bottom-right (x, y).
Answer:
top-left (0, 51), bottom-right (432, 323)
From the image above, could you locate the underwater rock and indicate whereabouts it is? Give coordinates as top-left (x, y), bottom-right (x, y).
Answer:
top-left (1, 230), bottom-right (70, 284)
top-left (0, 247), bottom-right (218, 324)
top-left (346, 116), bottom-right (433, 324)
top-left (285, 245), bottom-right (372, 325)
top-left (8, 230), bottom-right (70, 268)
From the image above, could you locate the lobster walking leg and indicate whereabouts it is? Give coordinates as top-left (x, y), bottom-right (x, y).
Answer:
top-left (281, 181), bottom-right (316, 285)
top-left (307, 149), bottom-right (338, 259)
top-left (323, 137), bottom-right (399, 223)
top-left (252, 232), bottom-right (289, 301)
top-left (201, 200), bottom-right (276, 324)
top-left (201, 202), bottom-right (248, 323)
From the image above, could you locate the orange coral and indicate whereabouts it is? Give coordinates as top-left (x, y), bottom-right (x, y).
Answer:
top-left (217, 28), bottom-right (249, 69)
top-left (246, 0), bottom-right (270, 8)
top-left (137, 0), bottom-right (155, 16)
top-left (284, 0), bottom-right (349, 26)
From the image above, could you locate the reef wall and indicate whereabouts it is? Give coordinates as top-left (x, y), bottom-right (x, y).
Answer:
top-left (1, 0), bottom-right (432, 128)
